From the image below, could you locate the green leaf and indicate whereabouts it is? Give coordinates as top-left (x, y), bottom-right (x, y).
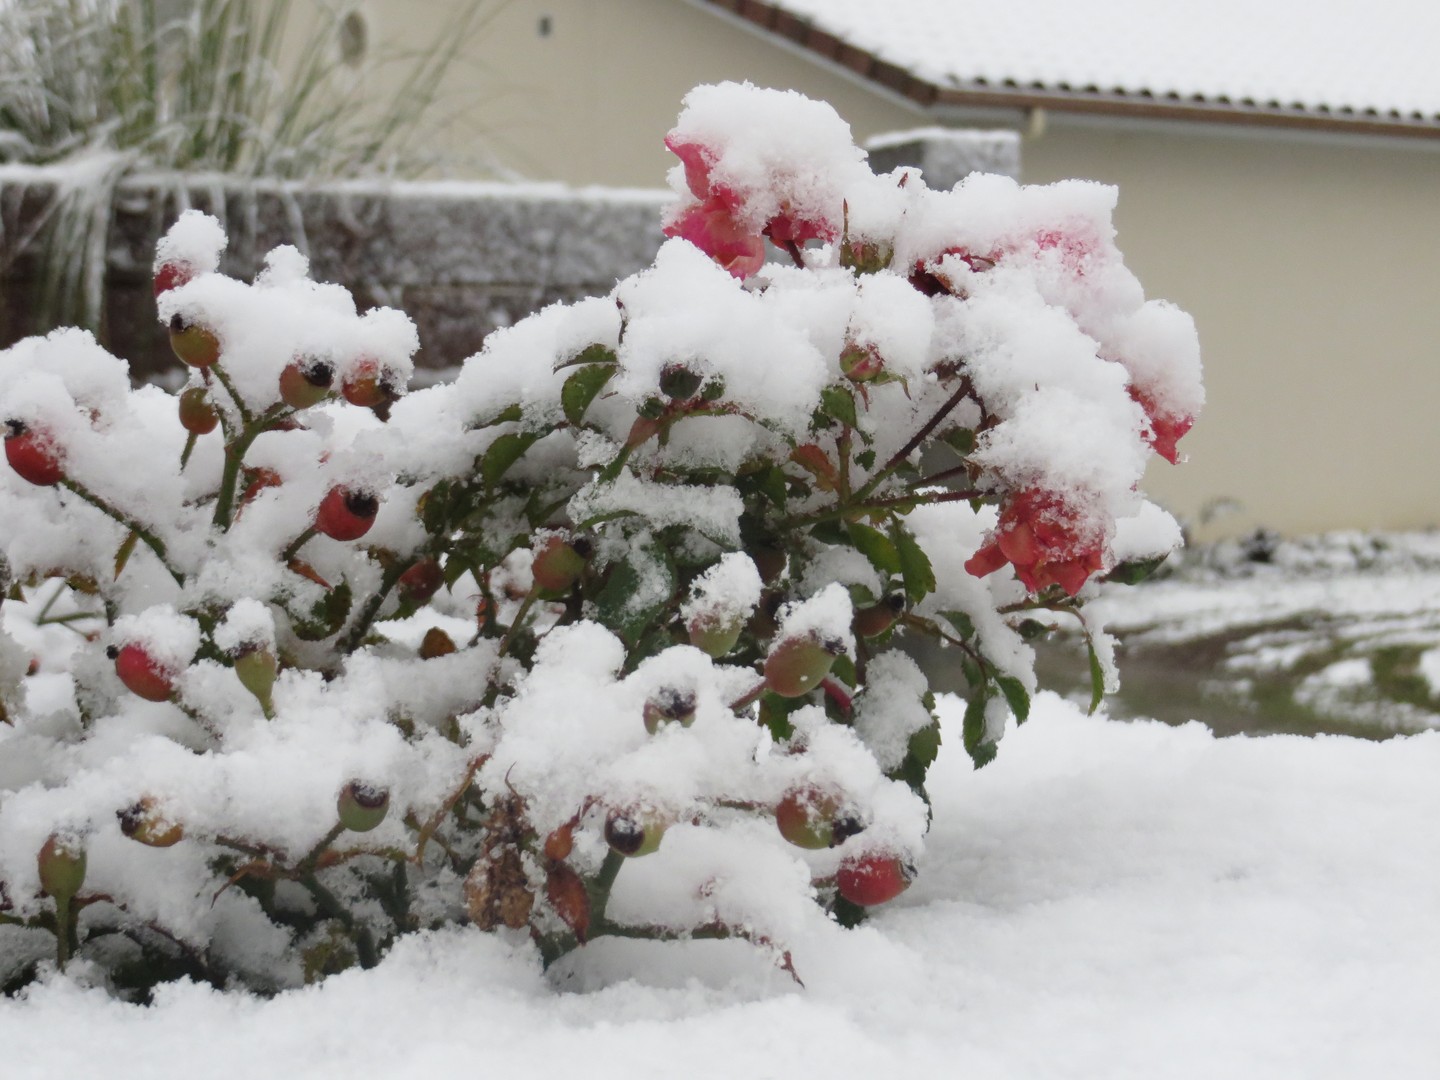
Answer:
top-left (942, 427), bottom-right (977, 456)
top-left (1016, 618), bottom-right (1052, 642)
top-left (854, 448), bottom-right (876, 470)
top-left (1104, 553), bottom-right (1169, 586)
top-left (481, 432), bottom-right (540, 489)
top-left (810, 520), bottom-right (848, 546)
top-left (996, 674), bottom-right (1030, 724)
top-left (846, 582), bottom-right (878, 610)
top-left (909, 718), bottom-right (941, 771)
top-left (594, 542), bottom-right (677, 647)
top-left (418, 481), bottom-right (454, 534)
top-left (553, 343), bottom-right (618, 371)
top-left (891, 523), bottom-right (936, 603)
top-left (759, 692), bottom-right (805, 742)
top-left (524, 487), bottom-right (572, 530)
top-left (820, 385), bottom-right (858, 429)
top-left (442, 551), bottom-right (475, 588)
top-left (887, 718), bottom-right (942, 812)
top-left (574, 507), bottom-right (641, 532)
top-left (291, 582), bottom-right (353, 642)
top-left (738, 464), bottom-right (790, 512)
top-left (628, 624), bottom-right (677, 670)
top-left (113, 529), bottom-right (140, 580)
top-left (938, 610), bottom-right (975, 640)
top-left (847, 521), bottom-right (902, 576)
top-left (962, 691), bottom-right (997, 769)
top-left (1086, 639), bottom-right (1106, 715)
top-left (469, 403), bottom-right (523, 430)
top-left (830, 893), bottom-right (869, 929)
top-left (561, 364), bottom-right (616, 427)
top-left (757, 466), bottom-right (789, 510)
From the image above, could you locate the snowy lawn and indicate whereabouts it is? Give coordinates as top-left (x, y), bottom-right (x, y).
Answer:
top-left (1, 690), bottom-right (1433, 1079)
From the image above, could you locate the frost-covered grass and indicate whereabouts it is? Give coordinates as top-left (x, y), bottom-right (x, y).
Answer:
top-left (0, 0), bottom-right (492, 329)
top-left (0, 692), bottom-right (1433, 1080)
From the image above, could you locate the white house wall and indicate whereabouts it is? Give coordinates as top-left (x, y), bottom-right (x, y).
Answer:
top-left (290, 0), bottom-right (1440, 537)
top-left (1024, 123), bottom-right (1440, 540)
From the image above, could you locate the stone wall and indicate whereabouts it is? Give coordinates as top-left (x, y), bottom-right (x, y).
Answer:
top-left (0, 172), bottom-right (670, 379)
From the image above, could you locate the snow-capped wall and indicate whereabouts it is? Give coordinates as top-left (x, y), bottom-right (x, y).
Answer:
top-left (0, 172), bottom-right (670, 377)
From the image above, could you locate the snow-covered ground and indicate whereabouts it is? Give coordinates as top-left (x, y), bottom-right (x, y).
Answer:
top-left (1072, 532), bottom-right (1440, 739)
top-left (1, 685), bottom-right (1433, 1079)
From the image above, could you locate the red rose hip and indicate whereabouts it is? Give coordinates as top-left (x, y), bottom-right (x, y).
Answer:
top-left (153, 259), bottom-right (193, 297)
top-left (279, 359), bottom-right (334, 410)
top-left (178, 387), bottom-right (219, 434)
top-left (4, 421), bottom-right (64, 486)
top-left (775, 786), bottom-right (845, 850)
top-left (836, 852), bottom-right (913, 907)
top-left (168, 315), bottom-right (221, 368)
top-left (315, 487), bottom-right (379, 541)
top-left (111, 643), bottom-right (177, 702)
top-left (764, 633), bottom-right (844, 698)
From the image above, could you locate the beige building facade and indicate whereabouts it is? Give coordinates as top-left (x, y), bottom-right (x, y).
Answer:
top-left (313, 0), bottom-right (1440, 538)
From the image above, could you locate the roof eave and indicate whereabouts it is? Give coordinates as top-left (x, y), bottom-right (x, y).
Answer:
top-left (933, 85), bottom-right (1440, 141)
top-left (694, 0), bottom-right (1440, 142)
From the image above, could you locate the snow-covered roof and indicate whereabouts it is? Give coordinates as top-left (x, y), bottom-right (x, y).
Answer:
top-left (698, 0), bottom-right (1440, 137)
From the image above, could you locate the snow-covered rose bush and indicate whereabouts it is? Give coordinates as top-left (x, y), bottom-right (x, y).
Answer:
top-left (0, 83), bottom-right (1201, 995)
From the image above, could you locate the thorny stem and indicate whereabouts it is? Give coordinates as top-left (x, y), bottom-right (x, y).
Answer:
top-left (212, 404), bottom-right (294, 530)
top-left (674, 402), bottom-right (777, 432)
top-left (582, 915), bottom-right (802, 985)
top-left (296, 822), bottom-right (346, 876)
top-left (174, 698), bottom-right (222, 742)
top-left (33, 579), bottom-right (101, 628)
top-left (337, 546), bottom-right (431, 654)
top-left (902, 612), bottom-right (989, 674)
top-left (497, 586), bottom-right (540, 658)
top-left (280, 527), bottom-right (317, 564)
top-left (201, 367), bottom-right (232, 444)
top-left (781, 487), bottom-right (983, 531)
top-left (61, 479), bottom-right (185, 587)
top-left (35, 579), bottom-right (64, 622)
top-left (909, 463), bottom-right (973, 489)
top-left (996, 595), bottom-right (1080, 617)
top-left (214, 835), bottom-right (283, 860)
top-left (728, 678), bottom-right (767, 715)
top-left (852, 378), bottom-right (974, 503)
top-left (300, 873), bottom-right (378, 969)
top-left (777, 236), bottom-right (806, 269)
top-left (208, 363), bottom-right (253, 427)
top-left (468, 573), bottom-right (500, 648)
top-left (584, 849), bottom-right (626, 932)
top-left (405, 813), bottom-right (465, 867)
top-left (316, 844), bottom-right (411, 869)
top-left (709, 798), bottom-right (771, 813)
top-left (131, 921), bottom-right (220, 987)
top-left (412, 756), bottom-right (486, 867)
top-left (53, 894), bottom-right (71, 968)
top-left (179, 431), bottom-right (198, 471)
top-left (36, 610), bottom-right (103, 626)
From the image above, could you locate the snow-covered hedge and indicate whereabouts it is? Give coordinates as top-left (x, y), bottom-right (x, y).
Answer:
top-left (0, 83), bottom-right (1200, 995)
